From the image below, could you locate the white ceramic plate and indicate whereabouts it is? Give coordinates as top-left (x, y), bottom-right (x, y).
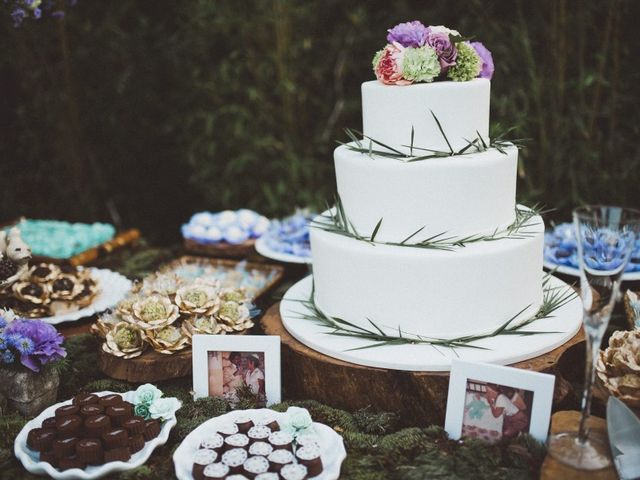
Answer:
top-left (255, 236), bottom-right (312, 265)
top-left (40, 268), bottom-right (132, 325)
top-left (14, 390), bottom-right (177, 480)
top-left (173, 408), bottom-right (346, 480)
top-left (543, 260), bottom-right (640, 281)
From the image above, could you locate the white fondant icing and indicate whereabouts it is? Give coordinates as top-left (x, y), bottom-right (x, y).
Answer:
top-left (310, 211), bottom-right (544, 339)
top-left (362, 79), bottom-right (490, 152)
top-left (334, 144), bottom-right (518, 241)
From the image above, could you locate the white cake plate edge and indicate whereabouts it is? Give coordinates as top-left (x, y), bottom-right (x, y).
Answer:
top-left (255, 236), bottom-right (312, 265)
top-left (543, 260), bottom-right (640, 281)
top-left (280, 274), bottom-right (583, 372)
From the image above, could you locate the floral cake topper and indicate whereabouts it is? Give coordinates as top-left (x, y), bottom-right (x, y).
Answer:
top-left (373, 21), bottom-right (494, 85)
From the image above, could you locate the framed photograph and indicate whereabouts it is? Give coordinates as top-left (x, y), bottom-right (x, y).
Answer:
top-left (192, 335), bottom-right (281, 407)
top-left (444, 359), bottom-right (555, 443)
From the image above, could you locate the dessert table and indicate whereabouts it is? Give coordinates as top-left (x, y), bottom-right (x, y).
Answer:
top-left (0, 243), bottom-right (627, 479)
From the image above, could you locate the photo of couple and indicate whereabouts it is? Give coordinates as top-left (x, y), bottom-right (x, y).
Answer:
top-left (207, 351), bottom-right (267, 407)
top-left (461, 379), bottom-right (534, 443)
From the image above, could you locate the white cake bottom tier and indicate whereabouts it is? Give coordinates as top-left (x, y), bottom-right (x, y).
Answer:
top-left (335, 144), bottom-right (517, 242)
top-left (310, 213), bottom-right (544, 339)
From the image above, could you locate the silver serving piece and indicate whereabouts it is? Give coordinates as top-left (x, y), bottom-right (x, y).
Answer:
top-left (607, 395), bottom-right (640, 479)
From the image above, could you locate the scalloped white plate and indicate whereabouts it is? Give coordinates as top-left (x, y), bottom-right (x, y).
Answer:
top-left (255, 236), bottom-right (312, 264)
top-left (39, 268), bottom-right (132, 325)
top-left (542, 260), bottom-right (640, 281)
top-left (173, 408), bottom-right (346, 480)
top-left (14, 390), bottom-right (178, 479)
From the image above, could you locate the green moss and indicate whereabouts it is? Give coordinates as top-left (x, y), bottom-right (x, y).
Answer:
top-left (352, 407), bottom-right (397, 434)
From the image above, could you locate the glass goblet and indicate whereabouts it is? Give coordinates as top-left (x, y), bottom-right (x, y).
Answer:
top-left (548, 205), bottom-right (640, 470)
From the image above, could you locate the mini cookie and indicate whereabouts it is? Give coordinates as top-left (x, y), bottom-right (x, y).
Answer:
top-left (247, 425), bottom-right (271, 443)
top-left (221, 447), bottom-right (248, 474)
top-left (243, 455), bottom-right (270, 477)
top-left (280, 463), bottom-right (308, 480)
top-left (295, 443), bottom-right (323, 477)
top-left (267, 449), bottom-right (294, 473)
top-left (224, 433), bottom-right (249, 451)
top-left (249, 441), bottom-right (273, 457)
top-left (192, 448), bottom-right (218, 480)
top-left (233, 415), bottom-right (254, 434)
top-left (268, 430), bottom-right (294, 451)
top-left (202, 462), bottom-right (230, 479)
top-left (217, 423), bottom-right (239, 437)
top-left (255, 473), bottom-right (280, 480)
top-left (200, 433), bottom-right (225, 453)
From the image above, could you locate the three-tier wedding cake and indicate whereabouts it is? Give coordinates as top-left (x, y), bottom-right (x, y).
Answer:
top-left (310, 22), bottom-right (545, 340)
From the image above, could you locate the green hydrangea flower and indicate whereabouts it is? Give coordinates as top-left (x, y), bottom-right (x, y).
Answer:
top-left (447, 42), bottom-right (482, 82)
top-left (402, 46), bottom-right (441, 83)
top-left (372, 48), bottom-right (384, 73)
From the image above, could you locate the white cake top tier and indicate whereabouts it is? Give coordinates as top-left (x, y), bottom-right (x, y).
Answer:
top-left (334, 144), bottom-right (517, 242)
top-left (362, 78), bottom-right (490, 152)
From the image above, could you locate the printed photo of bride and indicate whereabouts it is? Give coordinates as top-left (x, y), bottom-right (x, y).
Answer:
top-left (207, 351), bottom-right (267, 407)
top-left (461, 379), bottom-right (534, 443)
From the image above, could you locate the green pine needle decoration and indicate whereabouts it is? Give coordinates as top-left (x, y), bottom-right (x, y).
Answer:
top-left (291, 273), bottom-right (576, 352)
top-left (314, 195), bottom-right (546, 252)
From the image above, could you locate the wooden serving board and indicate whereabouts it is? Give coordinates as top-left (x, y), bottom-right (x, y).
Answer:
top-left (97, 348), bottom-right (193, 383)
top-left (262, 302), bottom-right (585, 426)
top-left (183, 238), bottom-right (256, 259)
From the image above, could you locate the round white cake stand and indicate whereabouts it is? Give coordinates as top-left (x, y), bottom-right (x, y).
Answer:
top-left (280, 274), bottom-right (583, 372)
top-left (255, 236), bottom-right (312, 264)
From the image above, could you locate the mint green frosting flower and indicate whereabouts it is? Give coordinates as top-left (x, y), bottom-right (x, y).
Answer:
top-left (281, 406), bottom-right (315, 438)
top-left (447, 42), bottom-right (482, 82)
top-left (134, 383), bottom-right (163, 406)
top-left (402, 46), bottom-right (441, 83)
top-left (149, 397), bottom-right (182, 421)
top-left (134, 403), bottom-right (151, 420)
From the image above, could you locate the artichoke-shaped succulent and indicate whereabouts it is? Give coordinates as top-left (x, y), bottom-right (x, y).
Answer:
top-left (596, 329), bottom-right (640, 407)
top-left (181, 315), bottom-right (224, 338)
top-left (218, 287), bottom-right (249, 304)
top-left (49, 274), bottom-right (83, 301)
top-left (115, 294), bottom-right (141, 318)
top-left (103, 321), bottom-right (147, 359)
top-left (174, 284), bottom-right (219, 315)
top-left (127, 295), bottom-right (180, 330)
top-left (146, 325), bottom-right (190, 354)
top-left (29, 263), bottom-right (61, 283)
top-left (91, 312), bottom-right (120, 338)
top-left (12, 281), bottom-right (51, 305)
top-left (216, 301), bottom-right (253, 332)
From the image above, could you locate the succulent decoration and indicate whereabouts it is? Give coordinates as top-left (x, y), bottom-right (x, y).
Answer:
top-left (93, 273), bottom-right (255, 358)
top-left (596, 329), bottom-right (640, 407)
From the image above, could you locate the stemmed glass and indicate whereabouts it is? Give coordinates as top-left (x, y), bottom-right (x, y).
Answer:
top-left (548, 205), bottom-right (640, 470)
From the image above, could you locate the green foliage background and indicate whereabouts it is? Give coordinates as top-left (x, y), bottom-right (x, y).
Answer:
top-left (1, 0), bottom-right (639, 244)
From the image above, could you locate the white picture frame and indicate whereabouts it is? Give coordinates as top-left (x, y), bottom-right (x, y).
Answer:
top-left (444, 359), bottom-right (555, 443)
top-left (192, 335), bottom-right (281, 406)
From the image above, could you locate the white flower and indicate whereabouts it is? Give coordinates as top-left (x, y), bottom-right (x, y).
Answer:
top-left (149, 397), bottom-right (182, 421)
top-left (281, 407), bottom-right (315, 438)
top-left (429, 25), bottom-right (460, 36)
top-left (134, 384), bottom-right (163, 406)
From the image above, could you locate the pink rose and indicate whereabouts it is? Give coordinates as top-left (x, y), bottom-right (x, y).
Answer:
top-left (374, 43), bottom-right (412, 86)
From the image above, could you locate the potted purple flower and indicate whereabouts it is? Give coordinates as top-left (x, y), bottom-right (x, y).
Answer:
top-left (0, 309), bottom-right (66, 416)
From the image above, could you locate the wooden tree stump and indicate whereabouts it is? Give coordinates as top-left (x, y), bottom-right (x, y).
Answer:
top-left (97, 348), bottom-right (192, 383)
top-left (262, 302), bottom-right (585, 426)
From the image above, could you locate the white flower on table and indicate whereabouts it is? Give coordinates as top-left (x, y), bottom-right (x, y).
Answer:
top-left (134, 383), bottom-right (163, 406)
top-left (149, 397), bottom-right (182, 421)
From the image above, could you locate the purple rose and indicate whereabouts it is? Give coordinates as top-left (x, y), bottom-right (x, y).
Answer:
top-left (386, 21), bottom-right (429, 48)
top-left (425, 31), bottom-right (457, 72)
top-left (3, 319), bottom-right (66, 372)
top-left (471, 42), bottom-right (494, 79)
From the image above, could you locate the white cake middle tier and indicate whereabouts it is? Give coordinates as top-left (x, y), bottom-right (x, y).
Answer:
top-left (335, 143), bottom-right (518, 242)
top-left (310, 211), bottom-right (544, 339)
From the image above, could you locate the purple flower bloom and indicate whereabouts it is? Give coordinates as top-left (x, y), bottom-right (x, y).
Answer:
top-left (0, 317), bottom-right (6, 329)
top-left (425, 31), bottom-right (457, 72)
top-left (15, 336), bottom-right (35, 355)
top-left (470, 42), bottom-right (494, 79)
top-left (32, 7), bottom-right (41, 19)
top-left (3, 319), bottom-right (66, 372)
top-left (386, 20), bottom-right (429, 48)
top-left (11, 7), bottom-right (26, 27)
top-left (2, 350), bottom-right (15, 364)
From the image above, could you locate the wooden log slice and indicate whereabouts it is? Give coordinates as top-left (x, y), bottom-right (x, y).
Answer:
top-left (98, 348), bottom-right (192, 383)
top-left (262, 302), bottom-right (585, 426)
top-left (183, 238), bottom-right (256, 259)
